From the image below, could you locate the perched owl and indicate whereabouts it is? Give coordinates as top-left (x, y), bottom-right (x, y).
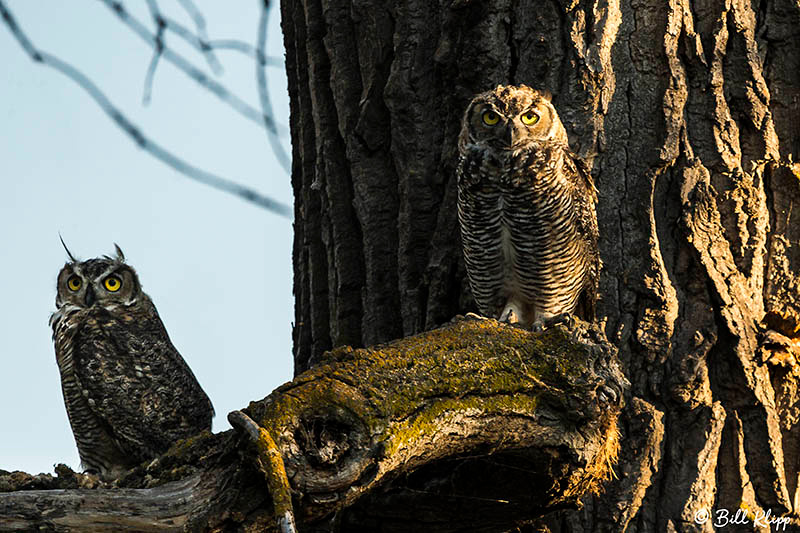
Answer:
top-left (50, 244), bottom-right (214, 479)
top-left (457, 85), bottom-right (599, 328)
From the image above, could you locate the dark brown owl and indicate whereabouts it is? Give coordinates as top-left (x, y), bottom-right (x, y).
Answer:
top-left (50, 244), bottom-right (214, 479)
top-left (457, 85), bottom-right (600, 328)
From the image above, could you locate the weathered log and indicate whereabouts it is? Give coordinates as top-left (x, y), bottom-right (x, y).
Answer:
top-left (0, 319), bottom-right (625, 532)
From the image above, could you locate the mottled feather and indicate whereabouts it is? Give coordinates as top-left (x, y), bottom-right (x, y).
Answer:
top-left (457, 84), bottom-right (600, 327)
top-left (51, 249), bottom-right (213, 479)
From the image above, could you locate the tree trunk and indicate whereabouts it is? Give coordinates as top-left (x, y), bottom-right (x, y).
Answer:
top-left (285, 0), bottom-right (800, 530)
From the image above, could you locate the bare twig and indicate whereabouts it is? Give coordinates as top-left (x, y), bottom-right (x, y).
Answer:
top-left (0, 2), bottom-right (291, 218)
top-left (207, 39), bottom-right (283, 68)
top-left (161, 15), bottom-right (223, 74)
top-left (176, 0), bottom-right (223, 74)
top-left (149, 2), bottom-right (281, 73)
top-left (142, 0), bottom-right (165, 105)
top-left (100, 0), bottom-right (286, 136)
top-left (256, 0), bottom-right (291, 173)
top-left (176, 0), bottom-right (204, 32)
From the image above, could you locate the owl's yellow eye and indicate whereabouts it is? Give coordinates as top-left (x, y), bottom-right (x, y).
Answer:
top-left (67, 276), bottom-right (82, 292)
top-left (521, 111), bottom-right (539, 125)
top-left (482, 110), bottom-right (500, 126)
top-left (104, 276), bottom-right (122, 292)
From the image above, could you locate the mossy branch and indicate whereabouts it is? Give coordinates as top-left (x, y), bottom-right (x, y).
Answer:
top-left (0, 319), bottom-right (626, 532)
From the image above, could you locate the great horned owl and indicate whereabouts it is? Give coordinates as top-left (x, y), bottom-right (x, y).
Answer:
top-left (50, 244), bottom-right (214, 479)
top-left (457, 84), bottom-right (600, 328)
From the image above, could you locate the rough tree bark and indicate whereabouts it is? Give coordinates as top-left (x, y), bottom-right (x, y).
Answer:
top-left (286, 0), bottom-right (800, 531)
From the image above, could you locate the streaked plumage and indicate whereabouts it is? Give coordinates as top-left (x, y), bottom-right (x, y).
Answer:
top-left (50, 245), bottom-right (214, 479)
top-left (457, 85), bottom-right (599, 327)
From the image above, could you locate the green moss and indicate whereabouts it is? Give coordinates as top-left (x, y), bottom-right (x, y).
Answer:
top-left (382, 394), bottom-right (541, 457)
top-left (168, 430), bottom-right (214, 460)
top-left (249, 320), bottom-right (598, 451)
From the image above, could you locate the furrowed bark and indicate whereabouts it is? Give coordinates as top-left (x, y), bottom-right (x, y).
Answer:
top-left (286, 0), bottom-right (800, 530)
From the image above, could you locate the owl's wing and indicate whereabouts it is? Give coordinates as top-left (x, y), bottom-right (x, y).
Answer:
top-left (72, 305), bottom-right (214, 461)
top-left (565, 150), bottom-right (599, 240)
top-left (456, 149), bottom-right (489, 190)
top-left (566, 150), bottom-right (601, 319)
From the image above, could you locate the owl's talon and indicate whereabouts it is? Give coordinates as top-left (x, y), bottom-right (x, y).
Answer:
top-left (464, 312), bottom-right (486, 321)
top-left (76, 470), bottom-right (103, 489)
top-left (498, 306), bottom-right (521, 325)
top-left (531, 312), bottom-right (576, 332)
top-left (548, 312), bottom-right (576, 329)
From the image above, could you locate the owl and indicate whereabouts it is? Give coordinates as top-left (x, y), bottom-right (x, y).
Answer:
top-left (50, 244), bottom-right (214, 479)
top-left (457, 84), bottom-right (600, 328)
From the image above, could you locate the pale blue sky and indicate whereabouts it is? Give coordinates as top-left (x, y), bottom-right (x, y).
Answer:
top-left (0, 2), bottom-right (294, 474)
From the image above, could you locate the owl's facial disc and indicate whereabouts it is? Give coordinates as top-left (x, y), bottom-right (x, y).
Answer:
top-left (55, 257), bottom-right (141, 310)
top-left (471, 100), bottom-right (547, 151)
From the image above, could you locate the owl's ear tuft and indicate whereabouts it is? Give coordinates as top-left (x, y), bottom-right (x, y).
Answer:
top-left (113, 243), bottom-right (125, 263)
top-left (59, 233), bottom-right (78, 263)
top-left (539, 89), bottom-right (554, 102)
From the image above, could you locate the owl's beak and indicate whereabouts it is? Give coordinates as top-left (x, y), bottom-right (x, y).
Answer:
top-left (506, 124), bottom-right (526, 148)
top-left (85, 286), bottom-right (96, 307)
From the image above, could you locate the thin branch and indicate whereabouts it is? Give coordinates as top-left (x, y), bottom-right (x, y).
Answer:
top-left (161, 15), bottom-right (222, 72)
top-left (149, 2), bottom-right (282, 74)
top-left (176, 0), bottom-right (204, 32)
top-left (256, 1), bottom-right (291, 173)
top-left (100, 0), bottom-right (287, 137)
top-left (176, 0), bottom-right (223, 74)
top-left (229, 410), bottom-right (297, 533)
top-left (207, 39), bottom-right (283, 68)
top-left (142, 0), bottom-right (165, 105)
top-left (0, 2), bottom-right (291, 218)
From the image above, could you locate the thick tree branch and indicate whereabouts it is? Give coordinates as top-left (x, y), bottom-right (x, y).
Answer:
top-left (0, 320), bottom-right (626, 533)
top-left (1, 472), bottom-right (209, 532)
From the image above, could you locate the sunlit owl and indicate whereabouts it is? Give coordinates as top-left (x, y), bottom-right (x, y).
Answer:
top-left (50, 244), bottom-right (214, 479)
top-left (457, 84), bottom-right (600, 328)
